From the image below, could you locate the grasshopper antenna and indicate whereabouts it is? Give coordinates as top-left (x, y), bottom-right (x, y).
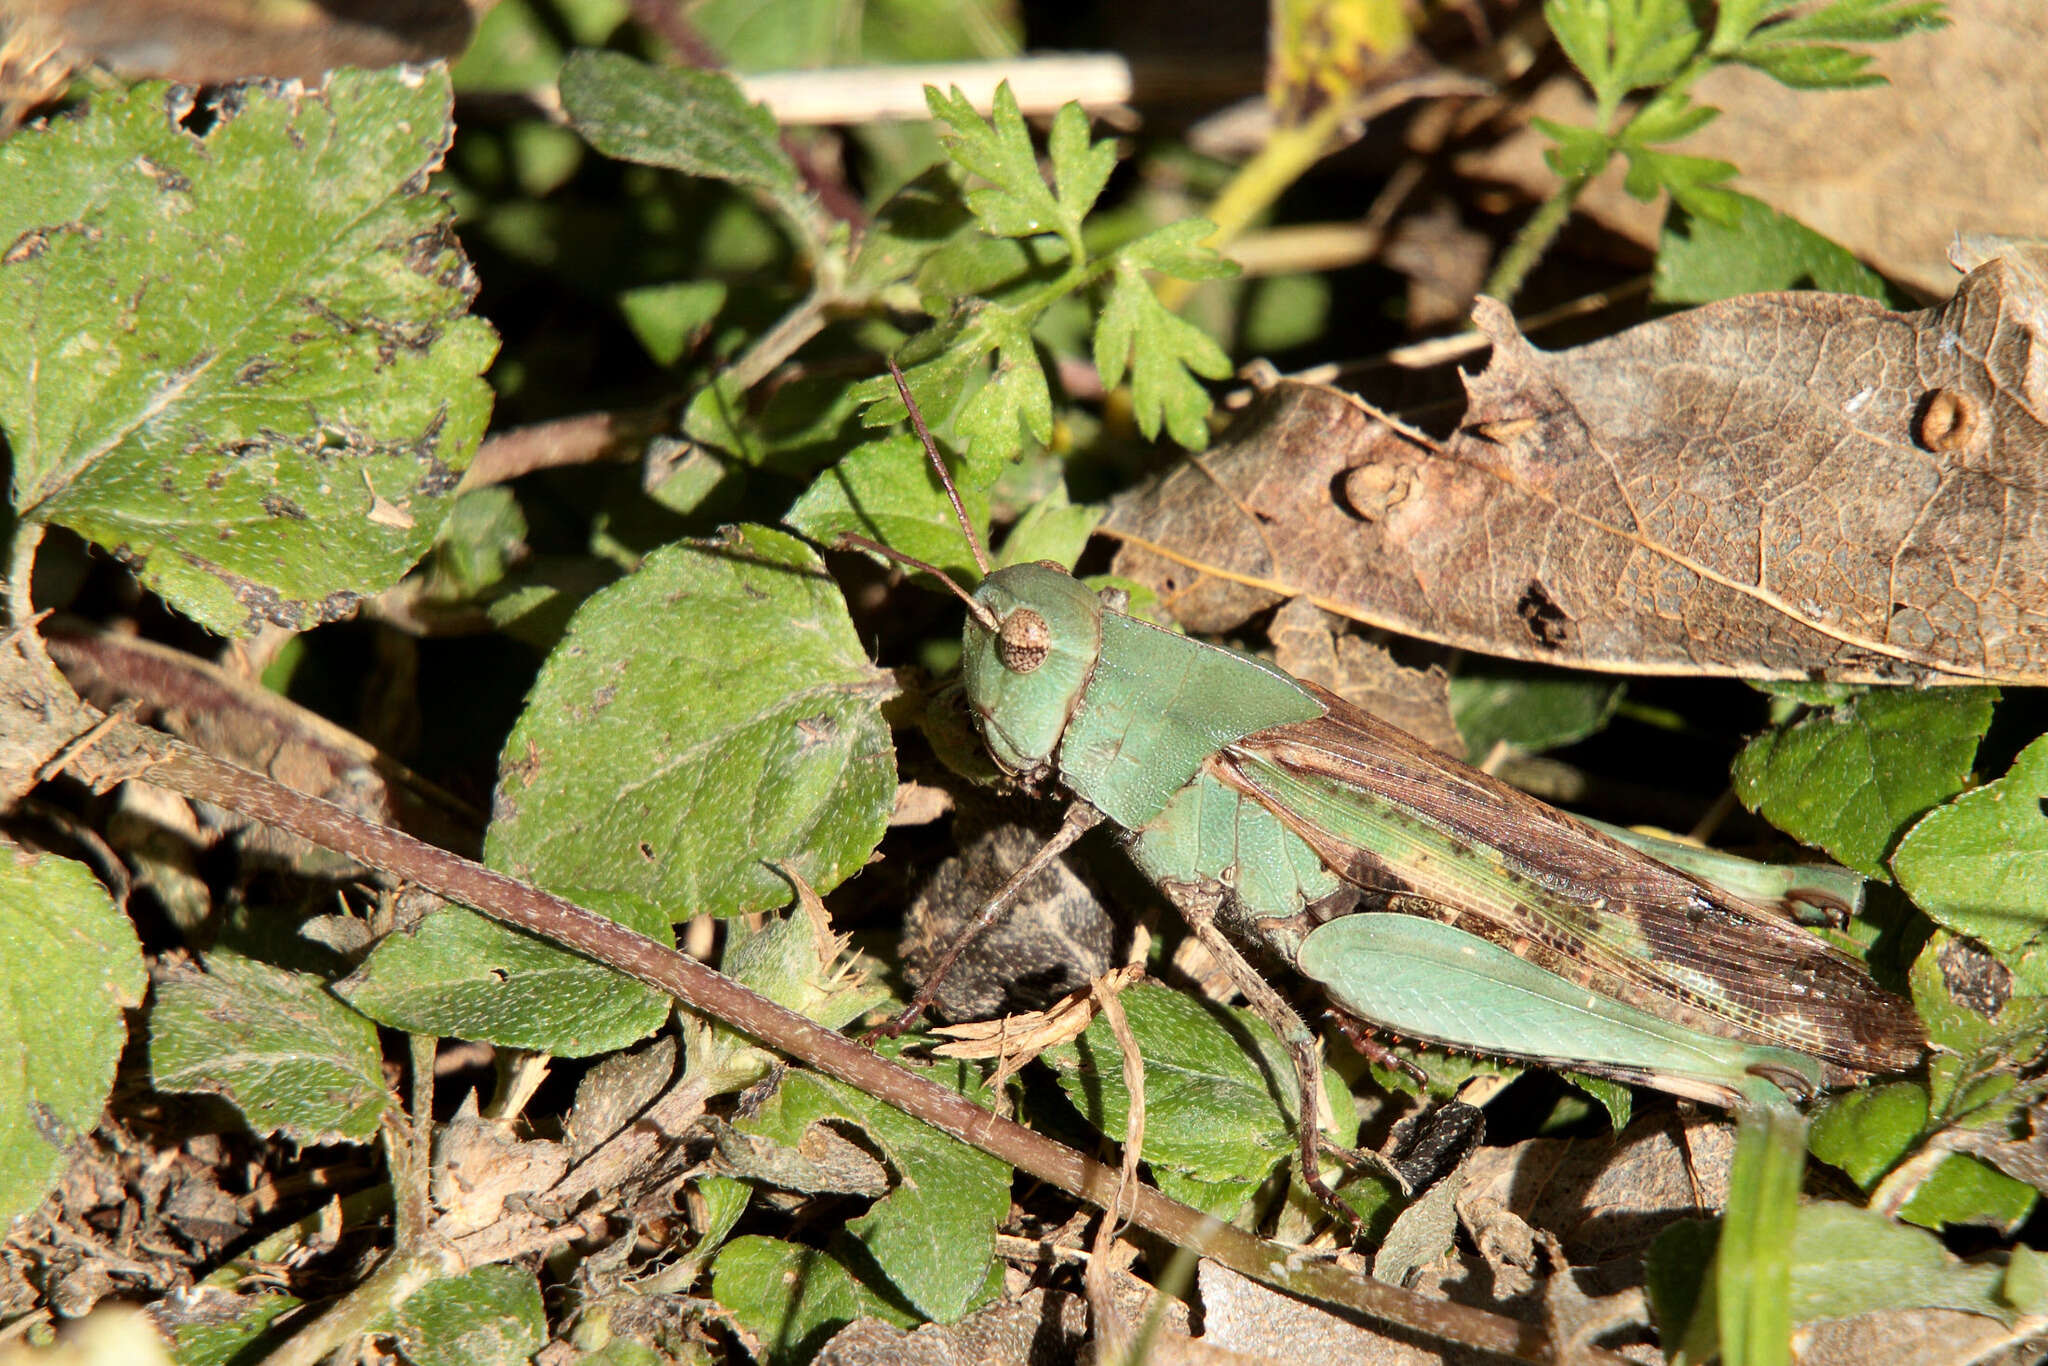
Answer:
top-left (889, 357), bottom-right (991, 578)
top-left (834, 533), bottom-right (1000, 633)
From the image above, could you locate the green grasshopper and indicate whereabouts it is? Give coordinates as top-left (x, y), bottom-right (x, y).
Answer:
top-left (852, 367), bottom-right (1925, 1211)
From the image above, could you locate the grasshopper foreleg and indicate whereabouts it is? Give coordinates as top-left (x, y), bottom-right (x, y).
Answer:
top-left (1165, 883), bottom-right (1411, 1233)
top-left (880, 800), bottom-right (1106, 1037)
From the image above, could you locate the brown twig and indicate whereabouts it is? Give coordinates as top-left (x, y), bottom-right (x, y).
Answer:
top-left (57, 715), bottom-right (1595, 1364)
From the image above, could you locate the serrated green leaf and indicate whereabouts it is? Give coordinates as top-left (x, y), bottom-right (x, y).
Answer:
top-left (1543, 0), bottom-right (1622, 109)
top-left (1734, 42), bottom-right (1884, 89)
top-left (1897, 1153), bottom-right (2038, 1233)
top-left (1893, 735), bottom-right (2048, 973)
top-left (1094, 265), bottom-right (1230, 449)
top-left (733, 1067), bottom-right (1008, 1322)
top-left (1620, 146), bottom-right (1741, 220)
top-left (0, 70), bottom-right (497, 637)
top-left (927, 82), bottom-right (1092, 247)
top-left (859, 300), bottom-right (1049, 470)
top-left (1042, 982), bottom-right (1352, 1184)
top-left (786, 433), bottom-right (990, 585)
top-left (1655, 195), bottom-right (1893, 304)
top-left (1112, 217), bottom-right (1238, 283)
top-left (151, 951), bottom-right (387, 1144)
top-left (486, 527), bottom-right (897, 922)
top-left (558, 51), bottom-right (816, 244)
top-left (1546, 0), bottom-right (1703, 115)
top-left (1531, 116), bottom-right (1614, 180)
top-left (1047, 102), bottom-right (1117, 228)
top-left (392, 1265), bottom-right (546, 1366)
top-left (0, 845), bottom-right (145, 1228)
top-left (1732, 688), bottom-right (1995, 879)
top-left (1448, 667), bottom-right (1622, 758)
top-left (1623, 89), bottom-right (1719, 145)
top-left (337, 903), bottom-right (671, 1056)
top-left (1809, 1080), bottom-right (1928, 1188)
top-left (1755, 0), bottom-right (1946, 44)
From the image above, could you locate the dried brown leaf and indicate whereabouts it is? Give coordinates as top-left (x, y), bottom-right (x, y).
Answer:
top-left (1109, 248), bottom-right (2048, 684)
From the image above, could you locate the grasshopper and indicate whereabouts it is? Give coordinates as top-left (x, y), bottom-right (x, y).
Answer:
top-left (853, 366), bottom-right (1926, 1212)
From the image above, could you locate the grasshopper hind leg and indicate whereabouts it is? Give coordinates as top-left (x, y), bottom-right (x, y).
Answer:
top-left (1163, 881), bottom-right (1410, 1233)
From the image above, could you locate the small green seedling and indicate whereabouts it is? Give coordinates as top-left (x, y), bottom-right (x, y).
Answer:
top-left (851, 364), bottom-right (1925, 1219)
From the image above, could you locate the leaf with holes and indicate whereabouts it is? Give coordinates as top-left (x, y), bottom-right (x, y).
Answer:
top-left (0, 69), bottom-right (496, 636)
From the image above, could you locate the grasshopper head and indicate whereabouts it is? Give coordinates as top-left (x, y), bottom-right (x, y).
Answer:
top-left (960, 562), bottom-right (1103, 781)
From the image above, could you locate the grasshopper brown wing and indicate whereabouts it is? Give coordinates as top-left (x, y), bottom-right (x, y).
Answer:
top-left (1210, 682), bottom-right (1926, 1079)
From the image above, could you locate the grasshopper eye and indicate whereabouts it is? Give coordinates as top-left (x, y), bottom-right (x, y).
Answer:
top-left (997, 609), bottom-right (1051, 673)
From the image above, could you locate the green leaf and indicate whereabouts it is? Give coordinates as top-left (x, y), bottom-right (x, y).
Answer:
top-left (1754, 0), bottom-right (1947, 45)
top-left (859, 299), bottom-right (1052, 469)
top-left (1809, 1080), bottom-right (1928, 1188)
top-left (337, 903), bottom-right (672, 1056)
top-left (993, 484), bottom-right (1104, 571)
top-left (1650, 1201), bottom-right (2023, 1358)
top-left (926, 83), bottom-right (1107, 247)
top-left (1655, 195), bottom-right (1893, 304)
top-left (151, 951), bottom-right (388, 1144)
top-left (712, 1238), bottom-right (896, 1366)
top-left (786, 433), bottom-right (991, 586)
top-left (1733, 41), bottom-right (1885, 88)
top-left (1619, 146), bottom-right (1742, 220)
top-left (1732, 687), bottom-right (1995, 879)
top-left (733, 1067), bottom-right (1009, 1321)
top-left (486, 527), bottom-right (896, 922)
top-left (168, 1290), bottom-right (302, 1366)
top-left (1093, 222), bottom-right (1234, 449)
top-left (683, 909), bottom-right (887, 1094)
top-left (1623, 89), bottom-right (1719, 145)
top-left (1892, 734), bottom-right (2048, 971)
top-left (1897, 1153), bottom-right (2038, 1233)
top-left (1531, 116), bottom-right (1614, 180)
top-left (1042, 983), bottom-right (1353, 1185)
top-left (1907, 930), bottom-right (2048, 1063)
top-left (0, 70), bottom-right (497, 637)
top-left (1448, 668), bottom-right (1622, 758)
top-left (616, 279), bottom-right (726, 367)
top-left (1545, 0), bottom-right (1703, 115)
top-left (392, 1265), bottom-right (546, 1366)
top-left (0, 845), bottom-right (145, 1228)
top-left (557, 51), bottom-right (816, 245)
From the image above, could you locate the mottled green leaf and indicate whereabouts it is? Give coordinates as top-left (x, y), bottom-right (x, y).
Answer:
top-left (487, 527), bottom-right (895, 921)
top-left (558, 51), bottom-right (815, 242)
top-left (734, 1067), bottom-right (1008, 1321)
top-left (392, 1265), bottom-right (546, 1366)
top-left (151, 952), bottom-right (387, 1144)
top-left (0, 69), bottom-right (497, 636)
top-left (0, 845), bottom-right (145, 1228)
top-left (1733, 688), bottom-right (1995, 878)
top-left (336, 903), bottom-right (671, 1057)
